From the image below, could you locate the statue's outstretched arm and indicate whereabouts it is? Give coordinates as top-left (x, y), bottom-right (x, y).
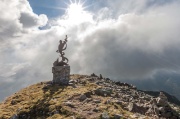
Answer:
top-left (65, 35), bottom-right (68, 41)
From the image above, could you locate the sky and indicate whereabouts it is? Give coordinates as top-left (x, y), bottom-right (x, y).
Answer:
top-left (0, 0), bottom-right (180, 101)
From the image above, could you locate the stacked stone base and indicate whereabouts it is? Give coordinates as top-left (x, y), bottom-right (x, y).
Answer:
top-left (52, 65), bottom-right (70, 85)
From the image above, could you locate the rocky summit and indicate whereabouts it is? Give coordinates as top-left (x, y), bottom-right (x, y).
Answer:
top-left (0, 74), bottom-right (180, 119)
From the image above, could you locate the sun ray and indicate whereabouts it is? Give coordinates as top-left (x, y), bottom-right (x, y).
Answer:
top-left (78, 0), bottom-right (80, 5)
top-left (70, 0), bottom-right (73, 4)
top-left (64, 2), bottom-right (69, 6)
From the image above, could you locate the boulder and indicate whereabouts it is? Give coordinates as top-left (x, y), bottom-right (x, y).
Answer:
top-left (127, 103), bottom-right (147, 114)
top-left (156, 92), bottom-right (168, 106)
top-left (79, 94), bottom-right (87, 101)
top-left (95, 88), bottom-right (113, 96)
top-left (156, 97), bottom-right (168, 106)
top-left (145, 104), bottom-right (159, 116)
top-left (84, 91), bottom-right (92, 98)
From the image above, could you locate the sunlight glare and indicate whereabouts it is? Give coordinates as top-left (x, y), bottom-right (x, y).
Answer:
top-left (64, 0), bottom-right (93, 25)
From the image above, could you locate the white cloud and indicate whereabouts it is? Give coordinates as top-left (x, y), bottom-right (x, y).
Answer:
top-left (19, 12), bottom-right (48, 28)
top-left (0, 0), bottom-right (49, 100)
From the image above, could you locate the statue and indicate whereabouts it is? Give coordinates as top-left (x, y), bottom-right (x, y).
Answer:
top-left (54, 35), bottom-right (69, 66)
top-left (52, 35), bottom-right (70, 85)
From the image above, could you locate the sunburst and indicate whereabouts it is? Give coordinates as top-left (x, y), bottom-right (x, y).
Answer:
top-left (67, 0), bottom-right (85, 14)
top-left (65, 0), bottom-right (87, 23)
top-left (56, 0), bottom-right (93, 26)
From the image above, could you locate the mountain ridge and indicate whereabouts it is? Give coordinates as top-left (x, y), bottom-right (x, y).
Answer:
top-left (0, 74), bottom-right (180, 119)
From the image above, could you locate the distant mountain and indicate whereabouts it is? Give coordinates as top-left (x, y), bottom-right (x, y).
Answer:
top-left (0, 74), bottom-right (179, 119)
top-left (139, 90), bottom-right (180, 106)
top-left (125, 73), bottom-right (180, 100)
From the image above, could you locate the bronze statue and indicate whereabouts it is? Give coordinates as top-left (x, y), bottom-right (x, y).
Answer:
top-left (55, 35), bottom-right (69, 66)
top-left (56, 35), bottom-right (67, 55)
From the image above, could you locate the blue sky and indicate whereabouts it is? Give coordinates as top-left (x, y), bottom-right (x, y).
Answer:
top-left (28, 0), bottom-right (100, 18)
top-left (0, 0), bottom-right (180, 101)
top-left (28, 0), bottom-right (67, 17)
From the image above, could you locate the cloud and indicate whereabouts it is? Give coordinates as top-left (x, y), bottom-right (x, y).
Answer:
top-left (20, 12), bottom-right (48, 28)
top-left (66, 1), bottom-right (180, 98)
top-left (0, 0), bottom-right (50, 100)
top-left (68, 4), bottom-right (180, 79)
top-left (0, 0), bottom-right (180, 101)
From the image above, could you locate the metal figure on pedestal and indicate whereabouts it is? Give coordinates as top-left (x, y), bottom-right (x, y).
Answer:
top-left (52, 35), bottom-right (70, 85)
top-left (54, 35), bottom-right (69, 66)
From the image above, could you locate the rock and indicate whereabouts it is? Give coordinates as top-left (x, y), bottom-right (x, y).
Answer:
top-left (156, 92), bottom-right (168, 106)
top-left (130, 113), bottom-right (146, 119)
top-left (101, 112), bottom-right (109, 119)
top-left (10, 114), bottom-right (19, 119)
top-left (115, 100), bottom-right (125, 107)
top-left (91, 73), bottom-right (98, 77)
top-left (64, 101), bottom-right (75, 108)
top-left (114, 114), bottom-right (123, 119)
top-left (127, 103), bottom-right (147, 114)
top-left (95, 88), bottom-right (113, 96)
top-left (105, 99), bottom-right (111, 104)
top-left (99, 74), bottom-right (103, 79)
top-left (105, 78), bottom-right (110, 81)
top-left (11, 100), bottom-right (16, 105)
top-left (84, 91), bottom-right (92, 98)
top-left (162, 111), bottom-right (173, 118)
top-left (149, 98), bottom-right (157, 104)
top-left (54, 110), bottom-right (59, 114)
top-left (159, 92), bottom-right (168, 99)
top-left (156, 97), bottom-right (168, 106)
top-left (68, 82), bottom-right (73, 86)
top-left (93, 99), bottom-right (101, 103)
top-left (69, 79), bottom-right (75, 83)
top-left (69, 83), bottom-right (77, 88)
top-left (79, 94), bottom-right (87, 101)
top-left (93, 108), bottom-right (99, 112)
top-left (42, 86), bottom-right (48, 90)
top-left (158, 106), bottom-right (165, 113)
top-left (70, 116), bottom-right (75, 119)
top-left (96, 81), bottom-right (104, 85)
top-left (145, 104), bottom-right (159, 116)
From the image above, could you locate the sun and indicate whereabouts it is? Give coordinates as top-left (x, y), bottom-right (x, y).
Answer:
top-left (66, 0), bottom-right (85, 19)
top-left (67, 1), bottom-right (84, 15)
top-left (64, 0), bottom-right (92, 25)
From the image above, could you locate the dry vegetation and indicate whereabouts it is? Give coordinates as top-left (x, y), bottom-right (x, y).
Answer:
top-left (0, 75), bottom-right (135, 119)
top-left (1, 74), bottom-right (178, 119)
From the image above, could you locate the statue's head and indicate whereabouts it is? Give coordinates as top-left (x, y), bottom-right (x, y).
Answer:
top-left (59, 40), bottom-right (62, 43)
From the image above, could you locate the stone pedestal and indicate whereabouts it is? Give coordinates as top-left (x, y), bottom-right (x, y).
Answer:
top-left (52, 65), bottom-right (70, 85)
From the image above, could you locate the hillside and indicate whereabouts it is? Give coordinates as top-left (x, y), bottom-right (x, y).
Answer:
top-left (0, 74), bottom-right (180, 119)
